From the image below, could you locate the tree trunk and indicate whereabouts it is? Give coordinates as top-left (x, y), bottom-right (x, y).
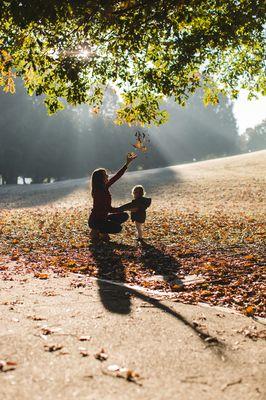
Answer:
top-left (31, 176), bottom-right (45, 184)
top-left (2, 174), bottom-right (18, 184)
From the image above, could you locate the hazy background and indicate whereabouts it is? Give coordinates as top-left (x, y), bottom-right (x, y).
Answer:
top-left (0, 80), bottom-right (265, 184)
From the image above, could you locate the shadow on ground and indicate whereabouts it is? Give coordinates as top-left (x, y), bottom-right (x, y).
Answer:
top-left (88, 241), bottom-right (224, 354)
top-left (89, 241), bottom-right (183, 314)
top-left (0, 178), bottom-right (88, 209)
top-left (0, 167), bottom-right (182, 209)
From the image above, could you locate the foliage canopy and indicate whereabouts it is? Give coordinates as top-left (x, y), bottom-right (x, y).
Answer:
top-left (0, 1), bottom-right (265, 125)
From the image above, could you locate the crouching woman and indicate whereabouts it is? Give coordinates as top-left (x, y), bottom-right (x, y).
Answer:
top-left (88, 153), bottom-right (137, 241)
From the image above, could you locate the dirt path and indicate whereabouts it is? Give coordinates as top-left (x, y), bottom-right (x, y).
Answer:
top-left (0, 274), bottom-right (265, 400)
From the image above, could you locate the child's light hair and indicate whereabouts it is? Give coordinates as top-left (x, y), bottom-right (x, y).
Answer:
top-left (132, 185), bottom-right (145, 197)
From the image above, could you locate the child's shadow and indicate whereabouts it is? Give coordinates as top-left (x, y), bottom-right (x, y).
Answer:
top-left (89, 241), bottom-right (182, 315)
top-left (139, 241), bottom-right (182, 284)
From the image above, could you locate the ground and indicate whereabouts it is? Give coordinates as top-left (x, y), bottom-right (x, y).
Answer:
top-left (0, 151), bottom-right (265, 399)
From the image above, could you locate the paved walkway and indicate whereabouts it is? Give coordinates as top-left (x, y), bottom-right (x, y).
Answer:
top-left (0, 274), bottom-right (265, 400)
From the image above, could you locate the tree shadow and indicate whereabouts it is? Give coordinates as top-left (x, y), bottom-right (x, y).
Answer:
top-left (0, 178), bottom-right (88, 209)
top-left (88, 241), bottom-right (225, 354)
top-left (0, 164), bottom-right (182, 209)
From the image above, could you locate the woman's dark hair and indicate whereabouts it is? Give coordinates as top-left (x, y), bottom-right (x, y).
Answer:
top-left (91, 168), bottom-right (106, 195)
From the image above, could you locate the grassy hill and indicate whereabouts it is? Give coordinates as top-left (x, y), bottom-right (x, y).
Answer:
top-left (0, 150), bottom-right (265, 215)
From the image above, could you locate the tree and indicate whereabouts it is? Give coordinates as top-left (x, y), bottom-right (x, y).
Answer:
top-left (0, 80), bottom-right (80, 183)
top-left (0, 78), bottom-right (241, 184)
top-left (0, 1), bottom-right (265, 125)
top-left (242, 120), bottom-right (266, 152)
top-left (150, 92), bottom-right (239, 163)
top-left (0, 80), bottom-right (166, 184)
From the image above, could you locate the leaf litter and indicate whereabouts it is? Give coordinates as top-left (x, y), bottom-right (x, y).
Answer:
top-left (0, 198), bottom-right (265, 318)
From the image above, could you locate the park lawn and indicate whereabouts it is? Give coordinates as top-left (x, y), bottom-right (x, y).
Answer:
top-left (0, 151), bottom-right (265, 317)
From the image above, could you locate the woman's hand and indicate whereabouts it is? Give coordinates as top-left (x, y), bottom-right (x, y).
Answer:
top-left (126, 152), bottom-right (137, 165)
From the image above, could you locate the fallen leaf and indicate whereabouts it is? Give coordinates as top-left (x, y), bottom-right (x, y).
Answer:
top-left (103, 365), bottom-right (143, 385)
top-left (44, 344), bottom-right (63, 352)
top-left (0, 360), bottom-right (17, 372)
top-left (245, 306), bottom-right (255, 316)
top-left (95, 348), bottom-right (108, 361)
top-left (34, 273), bottom-right (49, 280)
top-left (80, 350), bottom-right (89, 357)
top-left (79, 335), bottom-right (91, 342)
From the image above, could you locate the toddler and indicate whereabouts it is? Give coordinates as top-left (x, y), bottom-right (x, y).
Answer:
top-left (119, 185), bottom-right (151, 241)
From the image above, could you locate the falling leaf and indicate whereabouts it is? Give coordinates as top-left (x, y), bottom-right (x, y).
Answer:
top-left (91, 106), bottom-right (100, 115)
top-left (132, 130), bottom-right (150, 153)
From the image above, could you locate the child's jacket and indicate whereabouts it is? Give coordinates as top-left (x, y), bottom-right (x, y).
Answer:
top-left (119, 197), bottom-right (152, 223)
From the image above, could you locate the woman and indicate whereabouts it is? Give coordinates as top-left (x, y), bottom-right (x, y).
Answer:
top-left (88, 153), bottom-right (137, 241)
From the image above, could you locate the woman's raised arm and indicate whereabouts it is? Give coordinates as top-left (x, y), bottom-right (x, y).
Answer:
top-left (107, 153), bottom-right (137, 187)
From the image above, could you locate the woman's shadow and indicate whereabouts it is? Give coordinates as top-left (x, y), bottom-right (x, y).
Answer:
top-left (89, 241), bottom-right (133, 314)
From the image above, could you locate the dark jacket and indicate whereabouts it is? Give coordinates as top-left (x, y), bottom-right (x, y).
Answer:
top-left (119, 197), bottom-right (152, 223)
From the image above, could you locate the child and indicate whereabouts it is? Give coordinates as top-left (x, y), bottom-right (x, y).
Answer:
top-left (118, 185), bottom-right (151, 241)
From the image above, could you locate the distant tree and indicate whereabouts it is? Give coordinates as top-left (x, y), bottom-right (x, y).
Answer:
top-left (150, 92), bottom-right (239, 164)
top-left (242, 120), bottom-right (266, 152)
top-left (0, 80), bottom-right (242, 184)
top-left (0, 81), bottom-right (166, 184)
top-left (0, 1), bottom-right (265, 125)
top-left (0, 81), bottom-right (80, 183)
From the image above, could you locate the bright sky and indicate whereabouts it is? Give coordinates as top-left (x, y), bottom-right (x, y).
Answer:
top-left (233, 91), bottom-right (266, 135)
